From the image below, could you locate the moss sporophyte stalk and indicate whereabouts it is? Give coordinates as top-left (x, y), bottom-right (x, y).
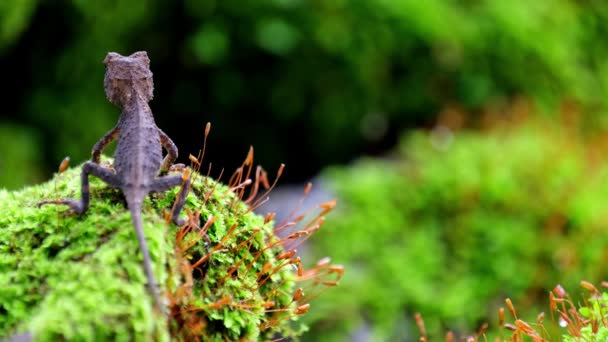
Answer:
top-left (416, 281), bottom-right (608, 341)
top-left (0, 139), bottom-right (342, 341)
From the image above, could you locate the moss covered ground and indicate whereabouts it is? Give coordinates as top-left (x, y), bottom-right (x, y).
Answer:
top-left (0, 158), bottom-right (305, 341)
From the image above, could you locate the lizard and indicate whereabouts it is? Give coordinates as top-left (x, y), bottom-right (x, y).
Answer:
top-left (39, 51), bottom-right (191, 316)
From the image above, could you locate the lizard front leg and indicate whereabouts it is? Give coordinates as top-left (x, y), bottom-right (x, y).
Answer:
top-left (39, 162), bottom-right (120, 214)
top-left (91, 126), bottom-right (120, 164)
top-left (158, 128), bottom-right (180, 173)
top-left (149, 171), bottom-right (192, 226)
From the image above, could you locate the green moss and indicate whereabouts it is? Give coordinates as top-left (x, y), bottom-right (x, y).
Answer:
top-left (306, 121), bottom-right (608, 340)
top-left (0, 158), bottom-right (303, 340)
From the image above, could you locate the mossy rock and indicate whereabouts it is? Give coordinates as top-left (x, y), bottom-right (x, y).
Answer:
top-left (0, 159), bottom-right (304, 341)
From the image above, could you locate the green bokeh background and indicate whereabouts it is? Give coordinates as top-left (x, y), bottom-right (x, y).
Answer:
top-left (307, 119), bottom-right (608, 340)
top-left (4, 1), bottom-right (608, 340)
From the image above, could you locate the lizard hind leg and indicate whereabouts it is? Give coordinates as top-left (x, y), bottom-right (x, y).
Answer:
top-left (38, 161), bottom-right (120, 214)
top-left (149, 172), bottom-right (192, 226)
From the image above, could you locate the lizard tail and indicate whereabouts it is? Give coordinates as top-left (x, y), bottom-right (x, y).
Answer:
top-left (128, 199), bottom-right (167, 316)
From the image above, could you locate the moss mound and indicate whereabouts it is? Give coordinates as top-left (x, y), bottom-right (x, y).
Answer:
top-left (0, 159), bottom-right (305, 341)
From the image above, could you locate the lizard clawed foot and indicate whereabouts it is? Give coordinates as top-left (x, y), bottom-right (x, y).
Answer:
top-left (173, 213), bottom-right (200, 229)
top-left (168, 163), bottom-right (186, 173)
top-left (37, 199), bottom-right (85, 215)
top-left (173, 208), bottom-right (200, 228)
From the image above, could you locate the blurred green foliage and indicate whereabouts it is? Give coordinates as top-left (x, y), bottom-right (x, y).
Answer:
top-left (0, 124), bottom-right (42, 189)
top-left (307, 119), bottom-right (608, 340)
top-left (0, 0), bottom-right (36, 52)
top-left (3, 1), bottom-right (608, 188)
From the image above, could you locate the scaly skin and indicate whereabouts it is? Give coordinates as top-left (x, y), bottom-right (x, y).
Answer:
top-left (40, 51), bottom-right (191, 316)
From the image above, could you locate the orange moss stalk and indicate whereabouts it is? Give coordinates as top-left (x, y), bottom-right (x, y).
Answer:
top-left (166, 123), bottom-right (343, 340)
top-left (416, 281), bottom-right (608, 341)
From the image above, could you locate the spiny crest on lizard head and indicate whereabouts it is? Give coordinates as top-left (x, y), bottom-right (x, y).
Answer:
top-left (103, 51), bottom-right (154, 105)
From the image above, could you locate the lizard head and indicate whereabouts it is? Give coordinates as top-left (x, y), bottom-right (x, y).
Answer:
top-left (103, 51), bottom-right (154, 106)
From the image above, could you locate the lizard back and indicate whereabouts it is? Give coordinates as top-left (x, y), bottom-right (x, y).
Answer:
top-left (103, 52), bottom-right (163, 194)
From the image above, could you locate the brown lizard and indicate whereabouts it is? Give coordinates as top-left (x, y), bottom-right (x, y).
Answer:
top-left (40, 51), bottom-right (191, 315)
